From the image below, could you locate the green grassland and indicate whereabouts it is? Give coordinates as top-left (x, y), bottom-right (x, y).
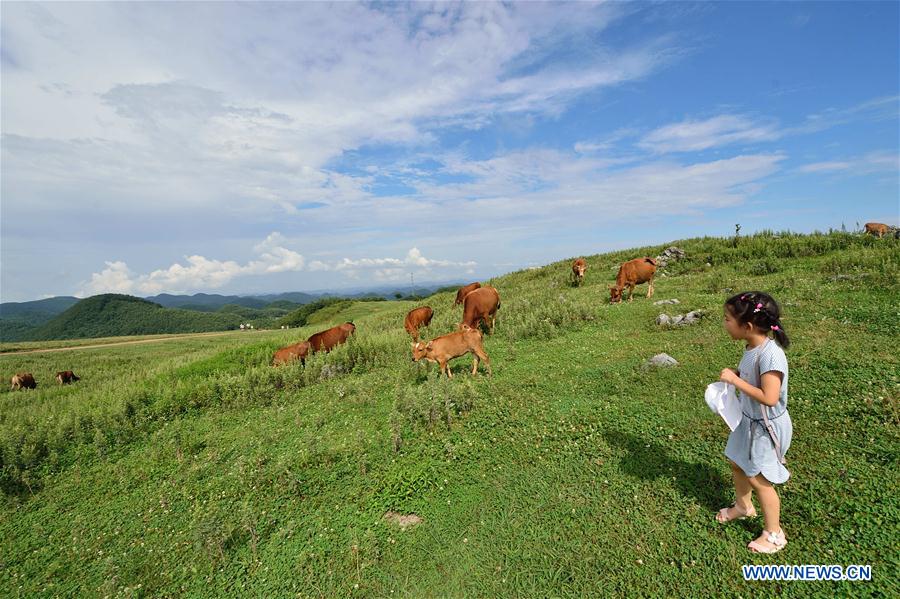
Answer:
top-left (1, 231), bottom-right (898, 597)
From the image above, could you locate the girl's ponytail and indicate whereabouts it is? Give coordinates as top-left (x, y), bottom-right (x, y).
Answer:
top-left (770, 318), bottom-right (790, 349)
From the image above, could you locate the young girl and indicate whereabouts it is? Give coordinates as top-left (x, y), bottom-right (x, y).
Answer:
top-left (717, 291), bottom-right (792, 553)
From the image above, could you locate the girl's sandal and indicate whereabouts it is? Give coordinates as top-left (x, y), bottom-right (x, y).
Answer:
top-left (716, 504), bottom-right (757, 523)
top-left (748, 529), bottom-right (787, 554)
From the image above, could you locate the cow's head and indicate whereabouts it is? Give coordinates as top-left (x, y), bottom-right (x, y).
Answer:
top-left (609, 286), bottom-right (623, 303)
top-left (411, 341), bottom-right (432, 362)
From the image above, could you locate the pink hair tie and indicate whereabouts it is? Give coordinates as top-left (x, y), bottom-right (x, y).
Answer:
top-left (753, 302), bottom-right (763, 313)
top-left (771, 325), bottom-right (780, 331)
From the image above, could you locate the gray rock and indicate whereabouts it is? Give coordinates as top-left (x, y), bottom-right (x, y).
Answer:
top-left (656, 310), bottom-right (704, 327)
top-left (646, 353), bottom-right (678, 368)
top-left (682, 310), bottom-right (702, 324)
top-left (655, 246), bottom-right (686, 267)
top-left (653, 298), bottom-right (680, 305)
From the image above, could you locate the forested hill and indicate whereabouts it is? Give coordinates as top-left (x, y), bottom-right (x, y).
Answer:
top-left (26, 294), bottom-right (240, 340)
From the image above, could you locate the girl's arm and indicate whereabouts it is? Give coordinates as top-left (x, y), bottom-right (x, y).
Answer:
top-left (719, 369), bottom-right (783, 407)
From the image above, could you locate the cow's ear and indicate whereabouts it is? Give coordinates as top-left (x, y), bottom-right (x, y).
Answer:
top-left (410, 342), bottom-right (416, 349)
top-left (425, 342), bottom-right (433, 350)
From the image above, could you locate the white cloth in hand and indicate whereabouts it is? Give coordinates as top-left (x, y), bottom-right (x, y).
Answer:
top-left (705, 382), bottom-right (742, 432)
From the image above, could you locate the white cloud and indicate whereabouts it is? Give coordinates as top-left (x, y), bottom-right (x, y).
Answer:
top-left (797, 151), bottom-right (900, 174)
top-left (797, 161), bottom-right (853, 173)
top-left (78, 232), bottom-right (305, 296)
top-left (639, 115), bottom-right (780, 153)
top-left (79, 261), bottom-right (137, 295)
top-left (1, 1), bottom-right (668, 221)
top-left (323, 248), bottom-right (476, 274)
top-left (77, 238), bottom-right (476, 296)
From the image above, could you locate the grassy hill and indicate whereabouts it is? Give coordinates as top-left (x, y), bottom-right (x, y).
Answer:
top-left (26, 294), bottom-right (240, 340)
top-left (0, 231), bottom-right (897, 596)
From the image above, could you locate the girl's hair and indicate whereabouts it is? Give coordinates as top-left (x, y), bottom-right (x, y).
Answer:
top-left (725, 291), bottom-right (790, 348)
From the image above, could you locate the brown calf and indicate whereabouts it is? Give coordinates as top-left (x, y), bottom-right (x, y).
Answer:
top-left (10, 373), bottom-right (37, 390)
top-left (56, 370), bottom-right (80, 384)
top-left (460, 286), bottom-right (501, 334)
top-left (307, 322), bottom-right (356, 353)
top-left (454, 282), bottom-right (481, 305)
top-left (864, 222), bottom-right (889, 238)
top-left (272, 341), bottom-right (312, 366)
top-left (610, 257), bottom-right (657, 303)
top-left (404, 306), bottom-right (434, 341)
top-left (411, 326), bottom-right (491, 377)
top-left (572, 258), bottom-right (587, 285)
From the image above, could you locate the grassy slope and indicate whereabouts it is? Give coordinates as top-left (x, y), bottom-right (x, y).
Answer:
top-left (1, 232), bottom-right (898, 597)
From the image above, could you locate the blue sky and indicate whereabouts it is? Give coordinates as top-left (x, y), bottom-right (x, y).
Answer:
top-left (1, 1), bottom-right (897, 302)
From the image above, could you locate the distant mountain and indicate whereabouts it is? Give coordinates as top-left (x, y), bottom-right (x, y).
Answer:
top-left (146, 293), bottom-right (270, 310)
top-left (250, 292), bottom-right (319, 304)
top-left (0, 283), bottom-right (466, 341)
top-left (27, 294), bottom-right (240, 341)
top-left (0, 296), bottom-right (80, 318)
top-left (0, 296), bottom-right (82, 342)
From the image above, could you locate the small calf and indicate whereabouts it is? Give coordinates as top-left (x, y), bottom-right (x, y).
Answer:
top-left (10, 373), bottom-right (37, 390)
top-left (411, 326), bottom-right (492, 378)
top-left (56, 370), bottom-right (80, 385)
top-left (455, 282), bottom-right (482, 306)
top-left (404, 306), bottom-right (434, 341)
top-left (273, 341), bottom-right (312, 366)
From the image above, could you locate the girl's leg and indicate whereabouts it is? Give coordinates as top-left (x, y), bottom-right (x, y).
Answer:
top-left (718, 460), bottom-right (756, 521)
top-left (730, 460), bottom-right (754, 512)
top-left (748, 474), bottom-right (783, 547)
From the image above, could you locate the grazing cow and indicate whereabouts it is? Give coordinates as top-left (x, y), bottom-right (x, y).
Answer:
top-left (864, 222), bottom-right (889, 238)
top-left (460, 286), bottom-right (501, 334)
top-left (411, 326), bottom-right (491, 377)
top-left (10, 373), bottom-right (37, 391)
top-left (572, 258), bottom-right (587, 286)
top-left (404, 306), bottom-right (434, 341)
top-left (307, 322), bottom-right (356, 353)
top-left (56, 370), bottom-right (80, 385)
top-left (454, 282), bottom-right (482, 305)
top-left (610, 257), bottom-right (657, 303)
top-left (272, 341), bottom-right (312, 366)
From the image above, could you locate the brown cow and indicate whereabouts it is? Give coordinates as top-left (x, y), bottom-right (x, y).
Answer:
top-left (411, 326), bottom-right (491, 377)
top-left (404, 306), bottom-right (434, 341)
top-left (272, 341), bottom-right (312, 366)
top-left (56, 370), bottom-right (80, 384)
top-left (460, 286), bottom-right (501, 334)
top-left (454, 282), bottom-right (481, 305)
top-left (864, 222), bottom-right (889, 238)
top-left (572, 258), bottom-right (587, 286)
top-left (10, 373), bottom-right (37, 391)
top-left (307, 322), bottom-right (356, 353)
top-left (610, 257), bottom-right (657, 303)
